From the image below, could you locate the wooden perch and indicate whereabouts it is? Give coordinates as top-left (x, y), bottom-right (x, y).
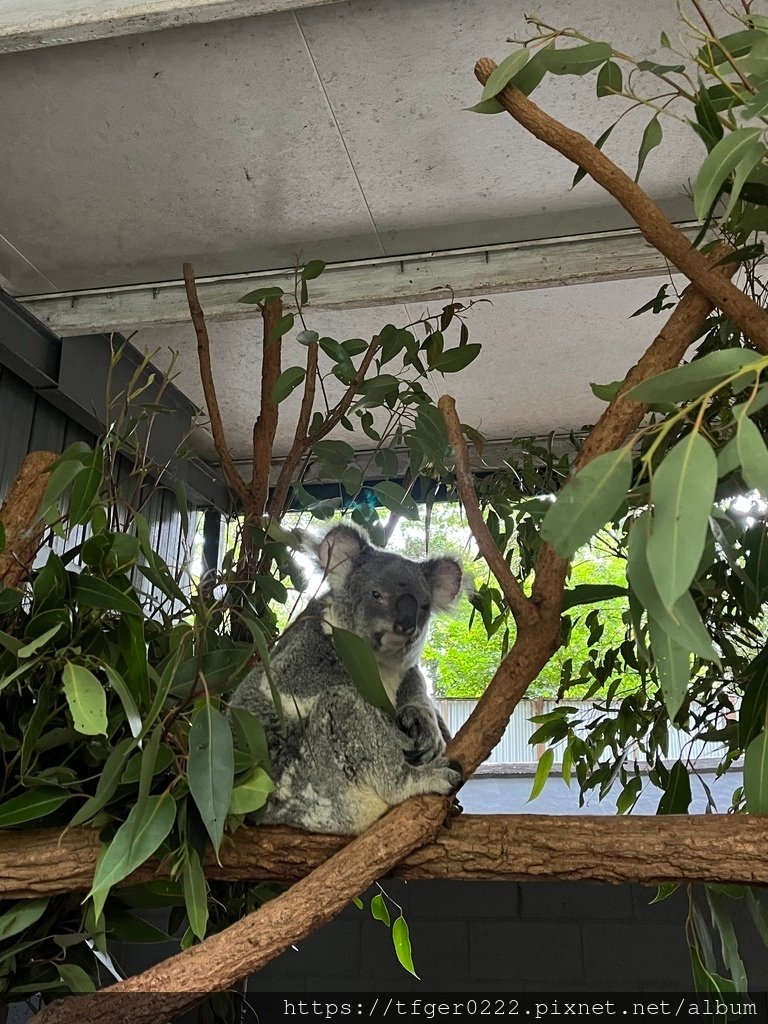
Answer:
top-left (6, 815), bottom-right (768, 902)
top-left (0, 451), bottom-right (56, 589)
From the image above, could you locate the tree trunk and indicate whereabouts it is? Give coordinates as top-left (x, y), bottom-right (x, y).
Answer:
top-left (0, 451), bottom-right (57, 589)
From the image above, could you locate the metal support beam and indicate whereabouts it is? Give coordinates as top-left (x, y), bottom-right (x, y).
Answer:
top-left (17, 226), bottom-right (695, 337)
top-left (0, 0), bottom-right (348, 54)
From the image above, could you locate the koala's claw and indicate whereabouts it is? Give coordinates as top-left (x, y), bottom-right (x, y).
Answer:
top-left (397, 705), bottom-right (445, 766)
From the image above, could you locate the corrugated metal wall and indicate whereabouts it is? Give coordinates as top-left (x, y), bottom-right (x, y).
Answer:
top-left (436, 698), bottom-right (729, 766)
top-left (0, 359), bottom-right (188, 577)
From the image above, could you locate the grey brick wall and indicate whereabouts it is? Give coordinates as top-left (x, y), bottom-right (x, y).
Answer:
top-left (244, 880), bottom-right (768, 993)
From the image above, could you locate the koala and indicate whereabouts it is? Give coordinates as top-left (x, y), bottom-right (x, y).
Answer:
top-left (229, 523), bottom-right (463, 835)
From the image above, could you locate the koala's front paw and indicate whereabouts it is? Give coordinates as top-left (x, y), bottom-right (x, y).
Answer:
top-left (427, 756), bottom-right (463, 795)
top-left (397, 704), bottom-right (445, 766)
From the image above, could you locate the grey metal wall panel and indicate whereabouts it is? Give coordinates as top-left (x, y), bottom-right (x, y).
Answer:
top-left (0, 366), bottom-right (36, 497)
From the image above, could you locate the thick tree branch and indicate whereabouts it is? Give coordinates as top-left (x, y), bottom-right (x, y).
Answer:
top-left (438, 396), bottom-right (537, 631)
top-left (250, 298), bottom-right (284, 516)
top-left (8, 814), bottom-right (768, 901)
top-left (473, 58), bottom-right (768, 355)
top-left (183, 262), bottom-right (249, 507)
top-left (0, 451), bottom-right (56, 589)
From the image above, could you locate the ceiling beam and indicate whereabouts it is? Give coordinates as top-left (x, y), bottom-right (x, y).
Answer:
top-left (18, 226), bottom-right (695, 337)
top-left (0, 0), bottom-right (347, 54)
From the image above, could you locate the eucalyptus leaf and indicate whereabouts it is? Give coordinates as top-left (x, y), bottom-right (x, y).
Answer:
top-left (88, 793), bottom-right (177, 919)
top-left (736, 415), bottom-right (768, 494)
top-left (272, 366), bottom-right (305, 405)
top-left (302, 259), bottom-right (326, 281)
top-left (648, 617), bottom-right (690, 722)
top-left (539, 42), bottom-right (613, 75)
top-left (480, 49), bottom-right (531, 101)
top-left (656, 760), bottom-right (692, 814)
top-left (647, 432), bottom-right (717, 609)
top-left (392, 915), bottom-right (419, 979)
top-left (238, 286), bottom-right (284, 305)
top-left (528, 748), bottom-right (554, 801)
top-left (330, 626), bottom-right (394, 715)
top-left (370, 893), bottom-right (391, 926)
top-left (0, 899), bottom-right (50, 942)
top-left (187, 703), bottom-right (234, 854)
top-left (744, 730), bottom-right (768, 813)
top-left (693, 127), bottom-right (762, 221)
top-left (635, 117), bottom-right (663, 182)
top-left (182, 848), bottom-right (209, 941)
top-left (228, 767), bottom-right (274, 814)
top-left (0, 787), bottom-right (69, 828)
top-left (596, 59), bottom-right (622, 97)
top-left (630, 350), bottom-right (761, 403)
top-left (540, 446), bottom-right (633, 557)
top-left (373, 481), bottom-right (419, 521)
top-left (62, 662), bottom-right (108, 737)
top-left (429, 344), bottom-right (482, 374)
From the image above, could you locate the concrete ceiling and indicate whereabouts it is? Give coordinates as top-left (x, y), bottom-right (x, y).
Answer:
top-left (0, 0), bottom-right (706, 454)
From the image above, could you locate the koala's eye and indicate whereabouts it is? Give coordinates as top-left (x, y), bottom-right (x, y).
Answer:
top-left (371, 589), bottom-right (382, 600)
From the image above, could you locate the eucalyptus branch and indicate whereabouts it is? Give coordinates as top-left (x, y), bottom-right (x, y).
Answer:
top-left (438, 396), bottom-right (537, 631)
top-left (473, 58), bottom-right (768, 355)
top-left (250, 297), bottom-right (284, 517)
top-left (183, 263), bottom-right (249, 508)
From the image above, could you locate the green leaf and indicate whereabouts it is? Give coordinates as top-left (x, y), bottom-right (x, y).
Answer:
top-left (635, 116), bottom-right (663, 182)
top-left (698, 29), bottom-right (764, 67)
top-left (539, 42), bottom-right (613, 76)
top-left (370, 893), bottom-right (391, 926)
top-left (648, 616), bottom-right (690, 722)
top-left (528, 748), bottom-right (554, 801)
top-left (650, 883), bottom-right (680, 904)
top-left (268, 313), bottom-right (295, 343)
top-left (572, 123), bottom-right (615, 187)
top-left (656, 760), bottom-right (692, 815)
top-left (187, 704), bottom-right (234, 854)
top-left (40, 459), bottom-right (86, 520)
top-left (626, 512), bottom-right (719, 662)
top-left (465, 98), bottom-right (505, 114)
top-left (0, 899), bottom-right (49, 942)
top-left (629, 349), bottom-right (761, 403)
top-left (744, 731), bottom-right (768, 813)
top-left (721, 140), bottom-right (765, 222)
top-left (238, 286), bottom-right (284, 304)
top-left (637, 59), bottom-right (686, 75)
top-left (707, 889), bottom-right (748, 993)
top-left (480, 49), bottom-right (531, 101)
top-left (341, 466), bottom-right (364, 496)
top-left (540, 446), bottom-right (632, 557)
top-left (373, 481), bottom-right (419, 521)
top-left (596, 59), bottom-right (622, 97)
top-left (392, 915), bottom-right (419, 979)
top-left (67, 447), bottom-right (104, 525)
top-left (0, 787), bottom-right (69, 827)
top-left (561, 583), bottom-right (627, 610)
top-left (0, 586), bottom-right (22, 615)
top-left (296, 329), bottom-right (319, 346)
top-left (71, 574), bottom-right (142, 616)
top-left (17, 623), bottom-right (64, 658)
top-left (228, 766), bottom-right (274, 814)
top-left (88, 793), bottom-right (176, 919)
top-left (183, 848), bottom-right (209, 941)
top-left (429, 344), bottom-right (482, 374)
top-left (647, 433), bottom-right (717, 609)
top-left (302, 259), bottom-right (326, 281)
top-left (693, 128), bottom-right (762, 221)
top-left (57, 964), bottom-right (96, 993)
top-left (737, 415), bottom-right (768, 495)
top-left (102, 664), bottom-right (142, 738)
top-left (230, 705), bottom-right (271, 771)
top-left (591, 380), bottom-right (623, 401)
top-left (62, 662), bottom-right (108, 736)
top-left (330, 626), bottom-right (394, 715)
top-left (742, 81), bottom-right (768, 120)
top-left (271, 366), bottom-right (306, 405)
top-left (69, 737), bottom-right (136, 827)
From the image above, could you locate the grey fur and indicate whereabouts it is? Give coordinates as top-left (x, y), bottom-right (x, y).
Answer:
top-left (229, 523), bottom-right (463, 834)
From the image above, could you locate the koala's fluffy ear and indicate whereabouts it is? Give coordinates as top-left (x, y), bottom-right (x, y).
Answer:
top-left (315, 524), bottom-right (369, 586)
top-left (423, 556), bottom-right (463, 611)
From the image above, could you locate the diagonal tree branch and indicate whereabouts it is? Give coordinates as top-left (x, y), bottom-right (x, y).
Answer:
top-left (473, 58), bottom-right (768, 355)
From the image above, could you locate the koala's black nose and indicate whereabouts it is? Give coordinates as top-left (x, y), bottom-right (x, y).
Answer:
top-left (393, 593), bottom-right (419, 635)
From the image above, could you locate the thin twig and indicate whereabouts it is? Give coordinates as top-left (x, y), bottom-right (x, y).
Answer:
top-left (438, 396), bottom-right (537, 631)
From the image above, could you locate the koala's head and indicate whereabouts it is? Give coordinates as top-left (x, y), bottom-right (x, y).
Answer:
top-left (313, 523), bottom-right (463, 666)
